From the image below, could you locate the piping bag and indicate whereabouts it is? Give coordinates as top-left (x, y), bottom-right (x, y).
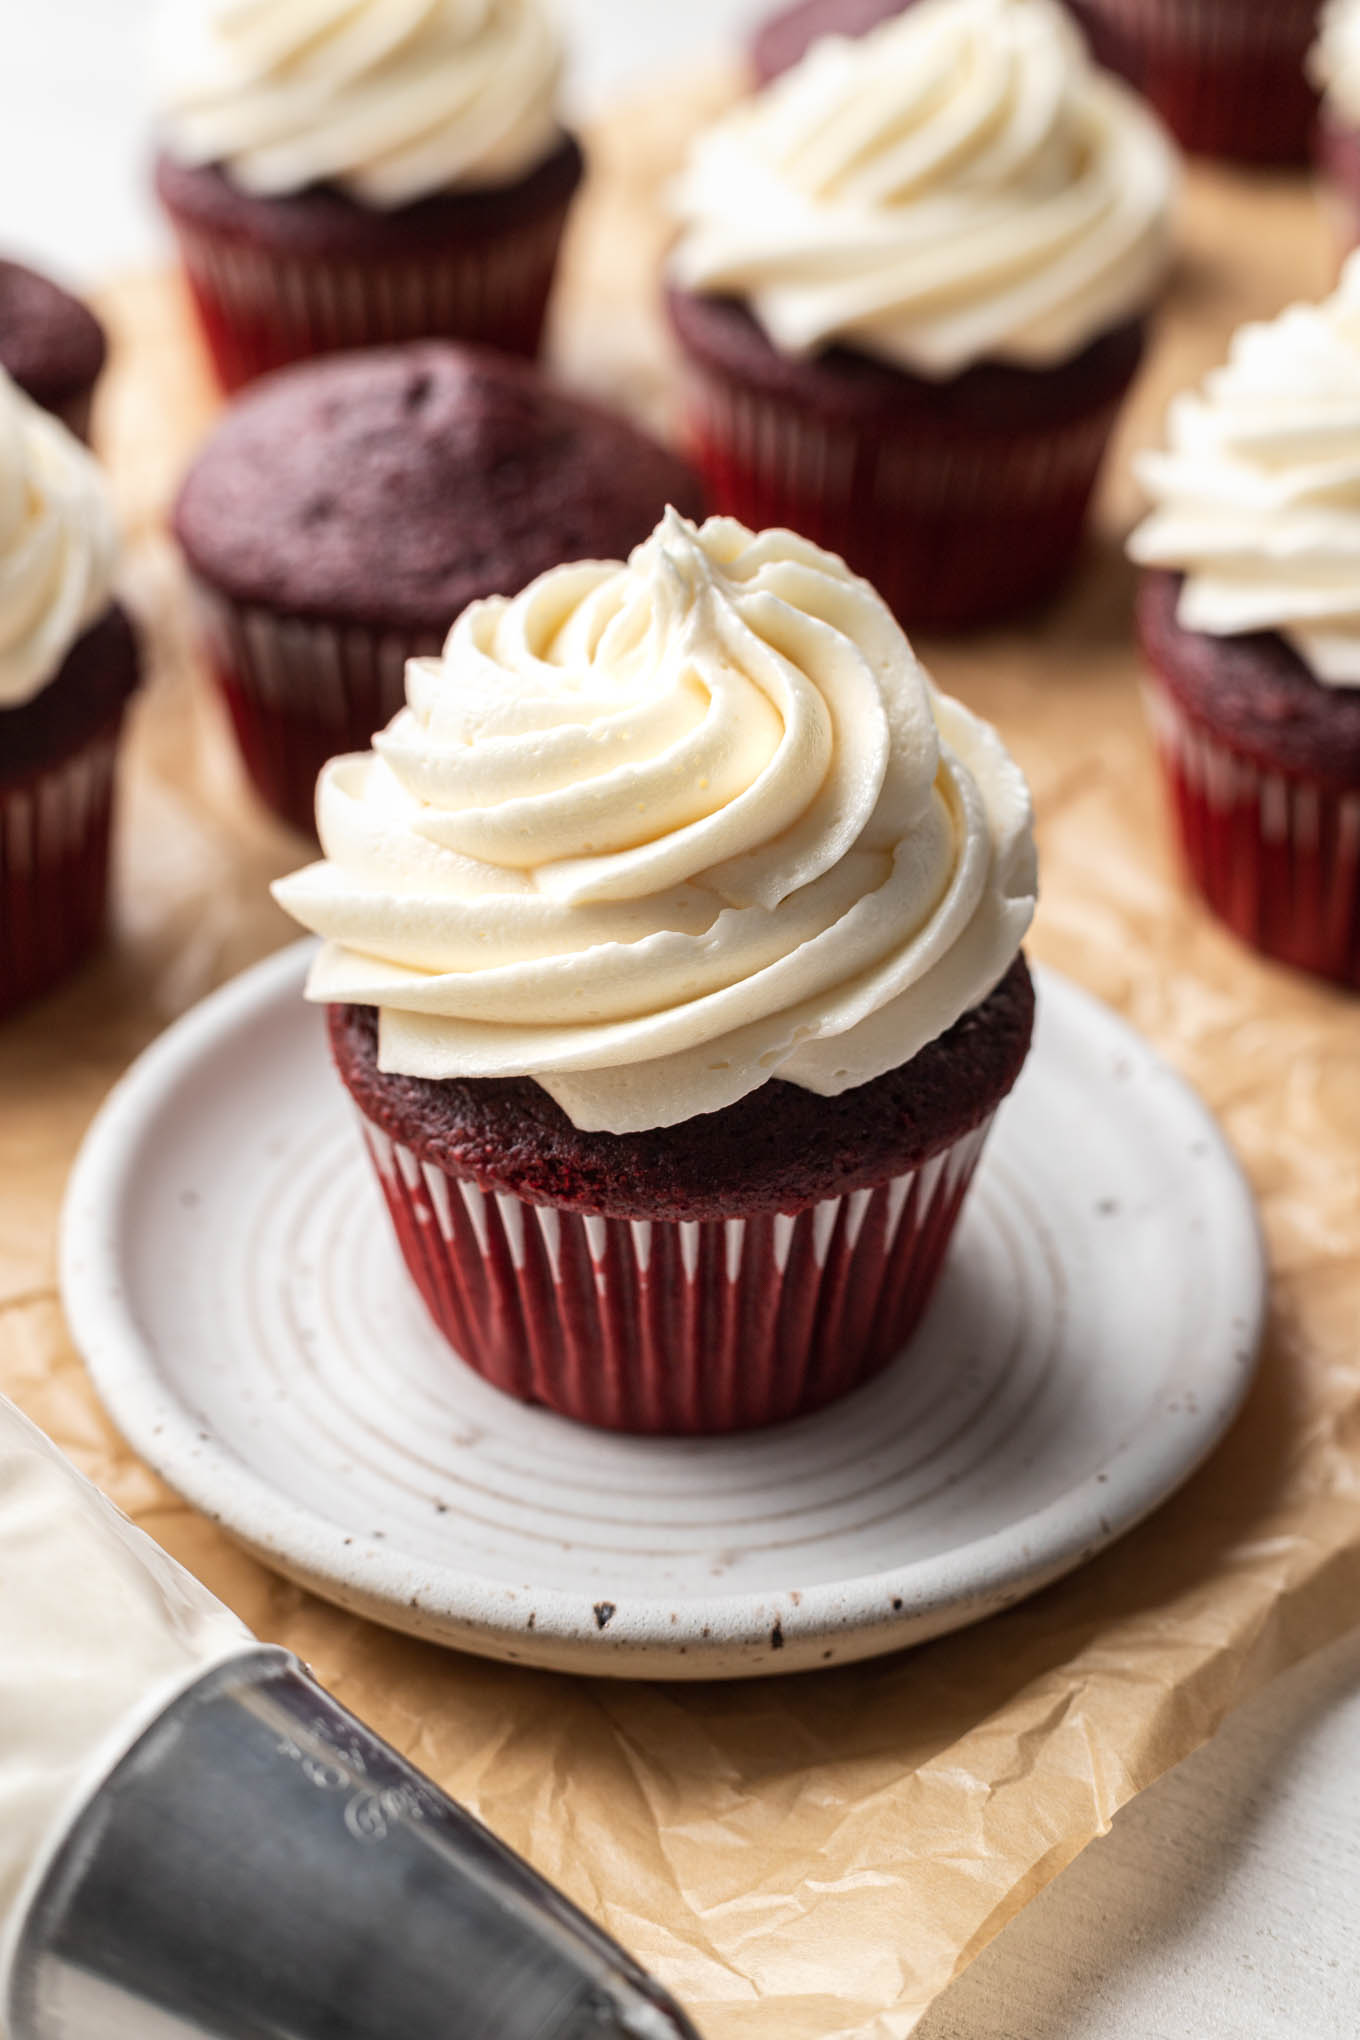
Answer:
top-left (0, 1394), bottom-right (700, 2040)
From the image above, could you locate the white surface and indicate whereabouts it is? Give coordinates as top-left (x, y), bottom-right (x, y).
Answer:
top-left (918, 1625), bottom-right (1360, 2040)
top-left (60, 942), bottom-right (1263, 1681)
top-left (0, 0), bottom-right (766, 284)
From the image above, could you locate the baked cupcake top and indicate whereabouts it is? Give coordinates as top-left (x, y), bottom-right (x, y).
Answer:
top-left (274, 510), bottom-right (1036, 1134)
top-left (1129, 257), bottom-right (1360, 689)
top-left (1311, 1), bottom-right (1360, 127)
top-left (173, 343), bottom-right (706, 634)
top-left (0, 261), bottom-right (106, 418)
top-left (0, 370), bottom-right (118, 711)
top-left (671, 0), bottom-right (1177, 379)
top-left (158, 0), bottom-right (565, 206)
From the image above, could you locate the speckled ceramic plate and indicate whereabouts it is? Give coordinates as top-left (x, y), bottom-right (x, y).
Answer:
top-left (61, 942), bottom-right (1265, 1680)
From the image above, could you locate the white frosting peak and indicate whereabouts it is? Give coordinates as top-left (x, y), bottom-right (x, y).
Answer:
top-left (671, 0), bottom-right (1178, 378)
top-left (159, 0), bottom-right (565, 207)
top-left (274, 511), bottom-right (1036, 1135)
top-left (1311, 0), bottom-right (1360, 128)
top-left (0, 370), bottom-right (118, 712)
top-left (1129, 255), bottom-right (1360, 688)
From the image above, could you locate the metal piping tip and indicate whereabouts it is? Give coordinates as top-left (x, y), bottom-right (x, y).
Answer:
top-left (7, 1649), bottom-right (703, 2040)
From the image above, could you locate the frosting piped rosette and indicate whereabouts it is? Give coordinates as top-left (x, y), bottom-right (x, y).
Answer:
top-left (274, 511), bottom-right (1036, 1134)
top-left (159, 0), bottom-right (565, 206)
top-left (1312, 0), bottom-right (1360, 128)
top-left (0, 368), bottom-right (118, 711)
top-left (670, 0), bottom-right (1177, 378)
top-left (1130, 255), bottom-right (1360, 688)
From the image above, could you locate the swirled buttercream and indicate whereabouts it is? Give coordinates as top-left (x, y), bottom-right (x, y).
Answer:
top-left (1129, 256), bottom-right (1360, 688)
top-left (273, 511), bottom-right (1036, 1134)
top-left (158, 0), bottom-right (565, 207)
top-left (0, 370), bottom-right (118, 712)
top-left (1311, 1), bottom-right (1360, 129)
top-left (670, 0), bottom-right (1177, 379)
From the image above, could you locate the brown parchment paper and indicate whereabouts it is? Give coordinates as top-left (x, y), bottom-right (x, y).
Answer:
top-left (4, 72), bottom-right (1360, 2040)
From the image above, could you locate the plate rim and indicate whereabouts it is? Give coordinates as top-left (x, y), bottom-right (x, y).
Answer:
top-left (59, 940), bottom-right (1267, 1679)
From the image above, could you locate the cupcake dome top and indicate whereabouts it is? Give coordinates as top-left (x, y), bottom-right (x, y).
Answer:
top-left (172, 343), bottom-right (706, 636)
top-left (274, 510), bottom-right (1036, 1135)
top-left (0, 370), bottom-right (118, 710)
top-left (0, 261), bottom-right (106, 422)
top-left (671, 0), bottom-right (1178, 378)
top-left (1130, 254), bottom-right (1360, 689)
top-left (158, 0), bottom-right (565, 207)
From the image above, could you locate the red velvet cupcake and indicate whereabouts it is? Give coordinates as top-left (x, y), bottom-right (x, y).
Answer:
top-left (274, 511), bottom-right (1039, 1434)
top-left (669, 0), bottom-right (1177, 631)
top-left (751, 0), bottom-right (909, 81)
top-left (154, 0), bottom-right (583, 388)
top-left (173, 342), bottom-right (705, 836)
top-left (1130, 267), bottom-right (1360, 989)
top-left (1067, 0), bottom-right (1321, 165)
top-left (0, 259), bottom-right (107, 444)
top-left (0, 373), bottom-right (137, 1018)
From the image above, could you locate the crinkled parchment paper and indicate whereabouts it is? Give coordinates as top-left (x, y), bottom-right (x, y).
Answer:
top-left (3, 72), bottom-right (1359, 2040)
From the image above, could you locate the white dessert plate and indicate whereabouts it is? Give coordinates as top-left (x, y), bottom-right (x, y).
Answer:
top-left (62, 942), bottom-right (1265, 1681)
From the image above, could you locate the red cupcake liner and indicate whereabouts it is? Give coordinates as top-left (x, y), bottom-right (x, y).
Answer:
top-left (1068, 0), bottom-right (1320, 164)
top-left (164, 207), bottom-right (573, 393)
top-left (354, 1104), bottom-right (995, 1435)
top-left (678, 361), bottom-right (1123, 628)
top-left (0, 719), bottom-right (122, 1019)
top-left (1144, 674), bottom-right (1360, 989)
top-left (191, 583), bottom-right (441, 835)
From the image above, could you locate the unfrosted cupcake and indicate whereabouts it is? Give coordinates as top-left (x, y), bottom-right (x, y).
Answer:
top-left (273, 510), bottom-right (1038, 1435)
top-left (1067, 0), bottom-right (1321, 164)
top-left (669, 0), bottom-right (1178, 631)
top-left (174, 342), bottom-right (706, 835)
top-left (751, 0), bottom-right (907, 81)
top-left (0, 260), bottom-right (107, 444)
top-left (0, 372), bottom-right (137, 1018)
top-left (154, 0), bottom-right (583, 390)
top-left (1129, 259), bottom-right (1360, 989)
top-left (1313, 2), bottom-right (1360, 247)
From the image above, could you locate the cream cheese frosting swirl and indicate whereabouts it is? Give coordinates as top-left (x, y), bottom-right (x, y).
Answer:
top-left (0, 370), bottom-right (119, 713)
top-left (159, 0), bottom-right (564, 207)
top-left (1130, 256), bottom-right (1360, 688)
top-left (670, 0), bottom-right (1178, 379)
top-left (274, 511), bottom-right (1036, 1134)
top-left (1311, 1), bottom-right (1360, 129)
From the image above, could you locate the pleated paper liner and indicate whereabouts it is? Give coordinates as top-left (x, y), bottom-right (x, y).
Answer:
top-left (357, 1108), bottom-right (995, 1437)
top-left (1144, 676), bottom-right (1360, 990)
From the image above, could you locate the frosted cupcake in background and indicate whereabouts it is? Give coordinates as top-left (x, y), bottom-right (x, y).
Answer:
top-left (273, 510), bottom-right (1038, 1435)
top-left (1130, 260), bottom-right (1360, 990)
top-left (1065, 0), bottom-right (1321, 165)
top-left (153, 0), bottom-right (583, 390)
top-left (668, 0), bottom-right (1178, 632)
top-left (1312, 1), bottom-right (1360, 249)
top-left (0, 372), bottom-right (138, 1017)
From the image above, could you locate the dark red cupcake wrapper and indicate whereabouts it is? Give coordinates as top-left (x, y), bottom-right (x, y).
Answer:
top-left (0, 717), bottom-right (123, 1019)
top-left (1068, 0), bottom-right (1319, 164)
top-left (1144, 674), bottom-right (1360, 990)
top-left (190, 583), bottom-right (441, 835)
top-left (164, 206), bottom-right (573, 392)
top-left (354, 1103), bottom-right (995, 1435)
top-left (678, 360), bottom-right (1124, 628)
